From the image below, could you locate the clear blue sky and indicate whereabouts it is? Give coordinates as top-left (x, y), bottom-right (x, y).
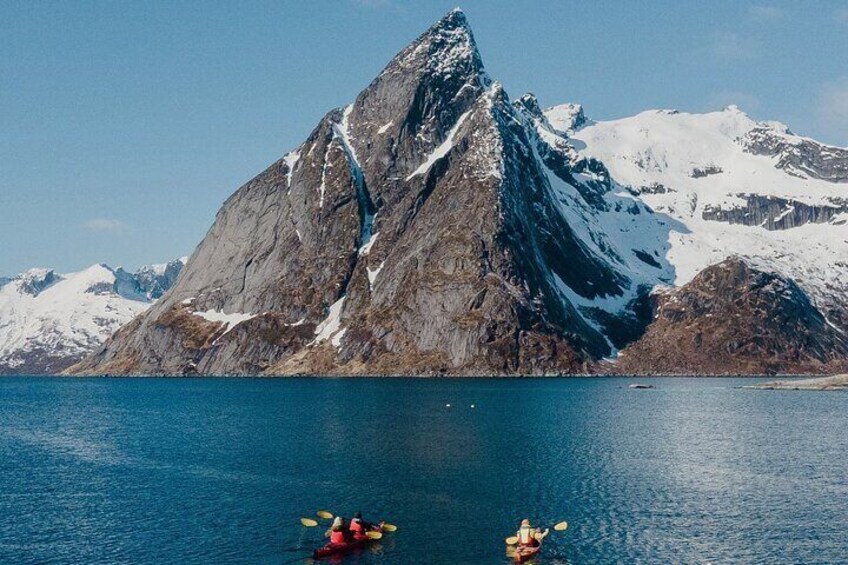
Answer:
top-left (2, 0), bottom-right (847, 275)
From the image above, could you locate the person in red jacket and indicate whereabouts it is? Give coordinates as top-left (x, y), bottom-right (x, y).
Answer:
top-left (326, 517), bottom-right (349, 544)
top-left (348, 512), bottom-right (375, 540)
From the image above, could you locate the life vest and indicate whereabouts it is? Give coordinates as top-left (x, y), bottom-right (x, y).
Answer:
top-left (349, 519), bottom-right (365, 534)
top-left (518, 526), bottom-right (538, 546)
top-left (330, 530), bottom-right (347, 544)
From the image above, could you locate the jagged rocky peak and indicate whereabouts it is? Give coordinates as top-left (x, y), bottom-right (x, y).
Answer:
top-left (544, 103), bottom-right (588, 135)
top-left (16, 268), bottom-right (63, 296)
top-left (740, 125), bottom-right (848, 183)
top-left (345, 7), bottom-right (491, 186)
top-left (515, 93), bottom-right (544, 119)
top-left (114, 258), bottom-right (186, 301)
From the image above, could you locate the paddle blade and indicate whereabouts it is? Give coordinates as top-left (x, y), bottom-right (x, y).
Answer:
top-left (554, 520), bottom-right (568, 531)
top-left (505, 536), bottom-right (519, 545)
top-left (381, 524), bottom-right (397, 532)
top-left (300, 518), bottom-right (318, 527)
top-left (317, 511), bottom-right (334, 520)
top-left (366, 531), bottom-right (383, 540)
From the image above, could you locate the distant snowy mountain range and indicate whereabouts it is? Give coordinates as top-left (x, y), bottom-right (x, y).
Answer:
top-left (68, 9), bottom-right (847, 376)
top-left (0, 259), bottom-right (185, 374)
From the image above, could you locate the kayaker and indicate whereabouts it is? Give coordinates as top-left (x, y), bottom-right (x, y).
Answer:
top-left (516, 519), bottom-right (548, 548)
top-left (348, 512), bottom-right (372, 539)
top-left (326, 516), bottom-right (349, 544)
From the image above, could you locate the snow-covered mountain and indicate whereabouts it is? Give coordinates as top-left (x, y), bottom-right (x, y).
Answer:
top-left (69, 9), bottom-right (847, 376)
top-left (557, 105), bottom-right (848, 345)
top-left (0, 259), bottom-right (185, 374)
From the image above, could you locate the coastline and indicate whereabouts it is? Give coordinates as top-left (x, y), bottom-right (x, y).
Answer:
top-left (744, 374), bottom-right (848, 391)
top-left (7, 372), bottom-right (847, 379)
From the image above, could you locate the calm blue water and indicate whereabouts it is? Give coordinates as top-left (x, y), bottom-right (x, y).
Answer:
top-left (1, 377), bottom-right (846, 564)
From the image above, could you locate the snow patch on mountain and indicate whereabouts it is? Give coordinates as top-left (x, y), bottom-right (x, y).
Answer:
top-left (312, 296), bottom-right (346, 346)
top-left (192, 309), bottom-right (257, 342)
top-left (407, 107), bottom-right (473, 179)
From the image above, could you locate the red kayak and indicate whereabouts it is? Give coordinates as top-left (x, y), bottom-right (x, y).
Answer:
top-left (312, 523), bottom-right (384, 560)
top-left (514, 544), bottom-right (542, 563)
top-left (312, 537), bottom-right (369, 559)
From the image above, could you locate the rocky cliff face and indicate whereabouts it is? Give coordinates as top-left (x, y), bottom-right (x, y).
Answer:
top-left (68, 10), bottom-right (848, 376)
top-left (741, 126), bottom-right (848, 183)
top-left (702, 194), bottom-right (847, 230)
top-left (611, 258), bottom-right (848, 375)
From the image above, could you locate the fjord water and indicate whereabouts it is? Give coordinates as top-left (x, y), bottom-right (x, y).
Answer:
top-left (2, 378), bottom-right (846, 564)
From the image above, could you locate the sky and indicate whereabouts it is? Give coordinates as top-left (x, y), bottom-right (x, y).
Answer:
top-left (2, 0), bottom-right (847, 275)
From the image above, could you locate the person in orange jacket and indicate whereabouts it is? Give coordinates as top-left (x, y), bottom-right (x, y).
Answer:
top-left (349, 511), bottom-right (384, 540)
top-left (326, 516), bottom-right (349, 544)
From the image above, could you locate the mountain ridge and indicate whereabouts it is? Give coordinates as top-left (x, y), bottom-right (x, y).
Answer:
top-left (67, 9), bottom-right (847, 376)
top-left (0, 259), bottom-right (185, 375)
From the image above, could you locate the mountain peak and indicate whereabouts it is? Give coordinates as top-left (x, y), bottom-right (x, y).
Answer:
top-left (383, 7), bottom-right (485, 84)
top-left (544, 103), bottom-right (589, 135)
top-left (436, 7), bottom-right (468, 28)
top-left (16, 268), bottom-right (62, 296)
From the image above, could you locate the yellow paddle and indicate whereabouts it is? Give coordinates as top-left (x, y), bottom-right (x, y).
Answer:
top-left (300, 518), bottom-right (318, 527)
top-left (366, 531), bottom-right (383, 540)
top-left (505, 521), bottom-right (568, 545)
top-left (381, 523), bottom-right (398, 532)
top-left (553, 521), bottom-right (568, 531)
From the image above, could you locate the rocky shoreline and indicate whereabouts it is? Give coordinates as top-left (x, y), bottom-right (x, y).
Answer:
top-left (745, 374), bottom-right (848, 390)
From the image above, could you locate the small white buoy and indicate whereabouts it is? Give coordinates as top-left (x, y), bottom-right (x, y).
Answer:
top-left (470, 404), bottom-right (475, 409)
top-left (446, 403), bottom-right (451, 408)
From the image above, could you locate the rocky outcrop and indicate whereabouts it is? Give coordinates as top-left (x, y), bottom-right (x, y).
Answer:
top-left (117, 259), bottom-right (185, 300)
top-left (741, 126), bottom-right (848, 183)
top-left (18, 269), bottom-right (63, 296)
top-left (702, 194), bottom-right (848, 230)
top-left (611, 258), bottom-right (848, 375)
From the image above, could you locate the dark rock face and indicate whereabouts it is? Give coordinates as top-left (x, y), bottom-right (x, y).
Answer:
top-left (1, 347), bottom-right (83, 376)
top-left (741, 126), bottom-right (848, 183)
top-left (113, 260), bottom-right (185, 301)
top-left (19, 270), bottom-right (62, 296)
top-left (611, 258), bottom-right (848, 375)
top-left (702, 194), bottom-right (848, 230)
top-left (690, 165), bottom-right (722, 178)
